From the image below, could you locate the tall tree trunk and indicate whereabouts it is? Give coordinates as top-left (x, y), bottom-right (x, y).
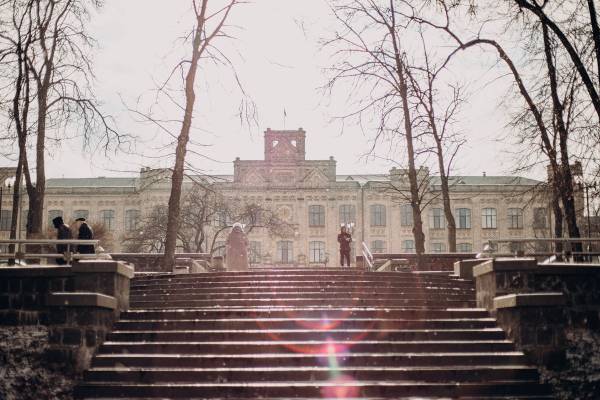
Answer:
top-left (542, 23), bottom-right (581, 249)
top-left (162, 9), bottom-right (205, 272)
top-left (435, 145), bottom-right (457, 252)
top-left (388, 1), bottom-right (426, 260)
top-left (551, 176), bottom-right (564, 253)
top-left (26, 84), bottom-right (48, 238)
top-left (588, 0), bottom-right (600, 86)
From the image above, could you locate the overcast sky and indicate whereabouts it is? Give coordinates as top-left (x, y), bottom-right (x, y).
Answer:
top-left (3, 0), bottom-right (536, 180)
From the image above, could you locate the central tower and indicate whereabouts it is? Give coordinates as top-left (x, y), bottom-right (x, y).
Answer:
top-left (264, 128), bottom-right (306, 162)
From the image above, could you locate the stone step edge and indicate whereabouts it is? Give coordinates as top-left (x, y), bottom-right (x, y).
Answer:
top-left (93, 351), bottom-right (527, 358)
top-left (101, 339), bottom-right (515, 345)
top-left (86, 365), bottom-right (538, 372)
top-left (109, 328), bottom-right (504, 334)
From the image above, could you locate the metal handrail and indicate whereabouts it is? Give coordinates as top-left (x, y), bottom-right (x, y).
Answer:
top-left (481, 237), bottom-right (600, 263)
top-left (0, 239), bottom-right (100, 265)
top-left (362, 241), bottom-right (374, 270)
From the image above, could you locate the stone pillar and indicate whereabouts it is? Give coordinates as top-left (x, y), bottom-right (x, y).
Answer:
top-left (453, 258), bottom-right (491, 280)
top-left (472, 257), bottom-right (538, 312)
top-left (72, 260), bottom-right (134, 311)
top-left (494, 293), bottom-right (567, 368)
top-left (46, 292), bottom-right (118, 372)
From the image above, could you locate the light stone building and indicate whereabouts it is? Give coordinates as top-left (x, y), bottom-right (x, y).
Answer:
top-left (1, 129), bottom-right (566, 266)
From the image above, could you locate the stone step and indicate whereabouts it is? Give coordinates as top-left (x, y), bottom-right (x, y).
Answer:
top-left (98, 340), bottom-right (518, 355)
top-left (129, 292), bottom-right (476, 302)
top-left (120, 307), bottom-right (492, 320)
top-left (91, 352), bottom-right (529, 368)
top-left (106, 328), bottom-right (506, 342)
top-left (130, 279), bottom-right (475, 289)
top-left (114, 317), bottom-right (498, 331)
top-left (129, 298), bottom-right (477, 309)
top-left (83, 365), bottom-right (540, 383)
top-left (74, 380), bottom-right (553, 398)
top-left (131, 284), bottom-right (475, 296)
top-left (81, 397), bottom-right (555, 400)
top-left (131, 270), bottom-right (456, 281)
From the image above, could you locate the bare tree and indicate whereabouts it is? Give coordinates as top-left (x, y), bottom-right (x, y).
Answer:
top-left (325, 0), bottom-right (429, 260)
top-left (125, 185), bottom-right (291, 256)
top-left (161, 0), bottom-right (246, 271)
top-left (406, 30), bottom-right (465, 252)
top-left (0, 0), bottom-right (122, 238)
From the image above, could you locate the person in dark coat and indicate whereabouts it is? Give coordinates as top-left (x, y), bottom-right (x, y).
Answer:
top-left (337, 225), bottom-right (352, 267)
top-left (52, 216), bottom-right (72, 265)
top-left (74, 217), bottom-right (95, 254)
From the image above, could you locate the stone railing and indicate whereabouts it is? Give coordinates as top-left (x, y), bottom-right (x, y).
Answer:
top-left (470, 258), bottom-right (600, 396)
top-left (109, 253), bottom-right (214, 273)
top-left (0, 260), bottom-right (134, 372)
top-left (356, 252), bottom-right (477, 271)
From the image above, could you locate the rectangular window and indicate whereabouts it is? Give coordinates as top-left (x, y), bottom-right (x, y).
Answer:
top-left (277, 241), bottom-right (293, 263)
top-left (402, 240), bottom-right (415, 253)
top-left (0, 210), bottom-right (11, 231)
top-left (309, 205), bottom-right (325, 227)
top-left (125, 209), bottom-right (141, 231)
top-left (533, 208), bottom-right (548, 229)
top-left (100, 210), bottom-right (115, 231)
top-left (370, 204), bottom-right (386, 227)
top-left (508, 208), bottom-right (524, 229)
top-left (48, 210), bottom-right (63, 227)
top-left (249, 241), bottom-right (261, 263)
top-left (430, 208), bottom-right (445, 229)
top-left (73, 209), bottom-right (89, 221)
top-left (456, 208), bottom-right (471, 229)
top-left (309, 241), bottom-right (326, 263)
top-left (371, 240), bottom-right (386, 254)
top-left (431, 242), bottom-right (446, 253)
top-left (481, 208), bottom-right (497, 229)
top-left (400, 204), bottom-right (412, 227)
top-left (457, 243), bottom-right (473, 252)
top-left (339, 205), bottom-right (356, 225)
top-left (214, 211), bottom-right (228, 227)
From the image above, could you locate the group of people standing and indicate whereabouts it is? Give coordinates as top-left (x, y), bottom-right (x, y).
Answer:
top-left (51, 216), bottom-right (94, 265)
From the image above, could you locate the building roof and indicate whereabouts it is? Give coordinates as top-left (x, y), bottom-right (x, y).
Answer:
top-left (46, 177), bottom-right (138, 188)
top-left (46, 174), bottom-right (543, 188)
top-left (436, 176), bottom-right (544, 186)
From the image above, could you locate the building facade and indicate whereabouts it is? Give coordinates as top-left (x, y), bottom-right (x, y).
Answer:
top-left (1, 129), bottom-right (565, 265)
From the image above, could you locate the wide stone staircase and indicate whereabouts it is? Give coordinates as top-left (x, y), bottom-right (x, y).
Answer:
top-left (76, 268), bottom-right (554, 399)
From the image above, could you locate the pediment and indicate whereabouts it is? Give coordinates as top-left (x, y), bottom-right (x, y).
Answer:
top-left (243, 170), bottom-right (266, 185)
top-left (301, 168), bottom-right (330, 187)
